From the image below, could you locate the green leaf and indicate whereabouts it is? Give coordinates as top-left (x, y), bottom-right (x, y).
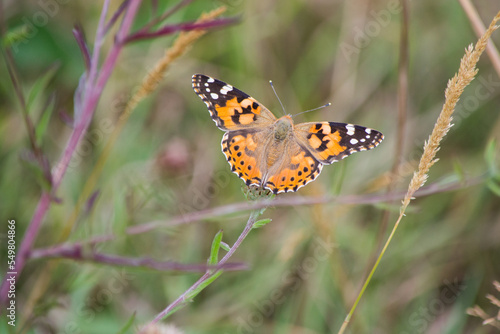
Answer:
top-left (219, 241), bottom-right (230, 252)
top-left (252, 218), bottom-right (272, 229)
top-left (115, 312), bottom-right (136, 334)
top-left (208, 230), bottom-right (223, 266)
top-left (486, 179), bottom-right (500, 197)
top-left (35, 95), bottom-right (56, 147)
top-left (183, 271), bottom-right (223, 302)
top-left (26, 63), bottom-right (60, 114)
top-left (162, 270), bottom-right (225, 318)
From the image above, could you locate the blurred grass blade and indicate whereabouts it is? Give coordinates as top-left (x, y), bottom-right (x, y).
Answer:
top-left (252, 218), bottom-right (272, 229)
top-left (2, 25), bottom-right (31, 48)
top-left (115, 311), bottom-right (136, 334)
top-left (484, 140), bottom-right (499, 180)
top-left (486, 179), bottom-right (500, 197)
top-left (20, 151), bottom-right (52, 192)
top-left (208, 230), bottom-right (223, 266)
top-left (452, 159), bottom-right (465, 182)
top-left (35, 94), bottom-right (56, 147)
top-left (26, 63), bottom-right (60, 113)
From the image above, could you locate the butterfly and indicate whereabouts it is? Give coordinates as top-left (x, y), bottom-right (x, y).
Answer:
top-left (192, 74), bottom-right (384, 194)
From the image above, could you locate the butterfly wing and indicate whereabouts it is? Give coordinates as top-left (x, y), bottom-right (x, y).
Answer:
top-left (192, 74), bottom-right (276, 130)
top-left (262, 139), bottom-right (324, 194)
top-left (221, 130), bottom-right (266, 188)
top-left (221, 128), bottom-right (324, 194)
top-left (295, 122), bottom-right (384, 164)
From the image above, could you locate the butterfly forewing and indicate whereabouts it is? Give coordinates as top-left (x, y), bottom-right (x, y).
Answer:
top-left (295, 122), bottom-right (384, 164)
top-left (192, 74), bottom-right (275, 131)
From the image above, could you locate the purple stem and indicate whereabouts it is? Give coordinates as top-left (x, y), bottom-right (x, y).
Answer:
top-left (0, 0), bottom-right (142, 305)
top-left (103, 0), bottom-right (131, 34)
top-left (29, 247), bottom-right (247, 272)
top-left (72, 25), bottom-right (91, 71)
top-left (125, 17), bottom-right (238, 43)
top-left (146, 210), bottom-right (260, 326)
top-left (33, 173), bottom-right (481, 251)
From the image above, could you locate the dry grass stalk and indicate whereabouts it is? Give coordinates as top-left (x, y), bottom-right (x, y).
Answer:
top-left (401, 11), bottom-right (500, 213)
top-left (339, 11), bottom-right (500, 334)
top-left (123, 6), bottom-right (227, 117)
top-left (466, 281), bottom-right (500, 330)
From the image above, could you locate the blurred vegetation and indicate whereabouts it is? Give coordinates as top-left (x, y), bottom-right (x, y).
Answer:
top-left (1, 0), bottom-right (500, 333)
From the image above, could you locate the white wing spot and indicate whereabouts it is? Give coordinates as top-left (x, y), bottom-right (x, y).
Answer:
top-left (210, 93), bottom-right (219, 99)
top-left (350, 138), bottom-right (358, 145)
top-left (205, 88), bottom-right (210, 92)
top-left (360, 138), bottom-right (366, 143)
top-left (346, 124), bottom-right (355, 136)
top-left (204, 83), bottom-right (209, 87)
top-left (365, 128), bottom-right (372, 134)
top-left (220, 85), bottom-right (233, 95)
top-left (207, 78), bottom-right (215, 83)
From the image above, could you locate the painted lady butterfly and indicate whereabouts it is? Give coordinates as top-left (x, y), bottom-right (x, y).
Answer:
top-left (192, 74), bottom-right (384, 194)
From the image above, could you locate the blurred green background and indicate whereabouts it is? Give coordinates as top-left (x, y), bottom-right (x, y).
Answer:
top-left (1, 0), bottom-right (500, 333)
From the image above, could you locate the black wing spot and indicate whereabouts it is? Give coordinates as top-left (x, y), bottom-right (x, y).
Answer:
top-left (231, 114), bottom-right (240, 124)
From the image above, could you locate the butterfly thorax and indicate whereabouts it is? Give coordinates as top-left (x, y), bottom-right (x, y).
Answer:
top-left (265, 116), bottom-right (294, 168)
top-left (273, 116), bottom-right (293, 141)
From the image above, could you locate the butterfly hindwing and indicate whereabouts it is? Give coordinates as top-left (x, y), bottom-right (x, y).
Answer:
top-left (263, 140), bottom-right (324, 194)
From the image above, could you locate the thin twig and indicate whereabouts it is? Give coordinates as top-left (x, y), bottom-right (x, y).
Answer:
top-left (143, 210), bottom-right (261, 328)
top-left (458, 0), bottom-right (500, 77)
top-left (29, 174), bottom-right (484, 256)
top-left (125, 17), bottom-right (238, 43)
top-left (29, 247), bottom-right (247, 272)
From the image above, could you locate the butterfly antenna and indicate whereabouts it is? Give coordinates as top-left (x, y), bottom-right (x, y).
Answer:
top-left (269, 80), bottom-right (287, 115)
top-left (293, 103), bottom-right (332, 118)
